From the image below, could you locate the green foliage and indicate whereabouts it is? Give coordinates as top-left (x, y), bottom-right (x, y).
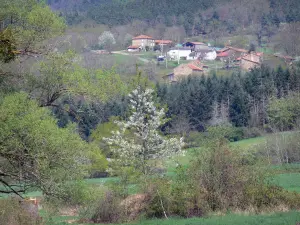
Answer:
top-left (0, 0), bottom-right (65, 61)
top-left (26, 50), bottom-right (126, 106)
top-left (47, 181), bottom-right (96, 207)
top-left (267, 94), bottom-right (300, 131)
top-left (0, 92), bottom-right (106, 197)
top-left (185, 134), bottom-right (289, 212)
top-left (0, 28), bottom-right (17, 63)
top-left (90, 116), bottom-right (119, 157)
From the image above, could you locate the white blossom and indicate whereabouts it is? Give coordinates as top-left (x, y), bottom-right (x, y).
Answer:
top-left (98, 31), bottom-right (116, 52)
top-left (105, 86), bottom-right (184, 175)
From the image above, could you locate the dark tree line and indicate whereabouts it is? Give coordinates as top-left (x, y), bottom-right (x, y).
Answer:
top-left (157, 65), bottom-right (300, 131)
top-left (53, 64), bottom-right (300, 139)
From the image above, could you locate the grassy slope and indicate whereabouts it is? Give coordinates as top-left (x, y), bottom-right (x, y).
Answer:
top-left (273, 173), bottom-right (300, 192)
top-left (128, 212), bottom-right (300, 225)
top-left (49, 211), bottom-right (300, 225)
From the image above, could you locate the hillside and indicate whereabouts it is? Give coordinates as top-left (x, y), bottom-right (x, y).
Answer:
top-left (48, 0), bottom-right (300, 57)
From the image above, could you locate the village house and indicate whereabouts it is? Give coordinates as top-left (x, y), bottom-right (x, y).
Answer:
top-left (240, 52), bottom-right (263, 70)
top-left (131, 35), bottom-right (155, 50)
top-left (167, 47), bottom-right (195, 60)
top-left (216, 46), bottom-right (248, 61)
top-left (195, 48), bottom-right (217, 61)
top-left (163, 60), bottom-right (207, 82)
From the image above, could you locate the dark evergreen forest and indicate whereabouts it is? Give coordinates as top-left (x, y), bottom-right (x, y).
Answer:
top-left (48, 0), bottom-right (300, 36)
top-left (53, 64), bottom-right (300, 140)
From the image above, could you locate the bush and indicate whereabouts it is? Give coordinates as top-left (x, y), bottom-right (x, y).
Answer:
top-left (90, 191), bottom-right (125, 223)
top-left (0, 198), bottom-right (41, 225)
top-left (44, 180), bottom-right (96, 207)
top-left (241, 127), bottom-right (263, 139)
top-left (185, 137), bottom-right (294, 212)
top-left (140, 173), bottom-right (205, 219)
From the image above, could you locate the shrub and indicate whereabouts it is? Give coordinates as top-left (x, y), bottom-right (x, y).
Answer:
top-left (141, 173), bottom-right (205, 219)
top-left (186, 137), bottom-right (289, 212)
top-left (90, 191), bottom-right (125, 223)
top-left (241, 127), bottom-right (263, 139)
top-left (0, 198), bottom-right (41, 225)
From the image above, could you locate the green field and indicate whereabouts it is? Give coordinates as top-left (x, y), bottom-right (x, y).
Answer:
top-left (126, 212), bottom-right (300, 225)
top-left (46, 211), bottom-right (300, 225)
top-left (273, 173), bottom-right (300, 192)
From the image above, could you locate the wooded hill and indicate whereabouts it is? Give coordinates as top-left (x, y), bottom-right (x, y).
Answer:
top-left (48, 0), bottom-right (300, 34)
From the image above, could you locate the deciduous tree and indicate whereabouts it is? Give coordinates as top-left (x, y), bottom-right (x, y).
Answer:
top-left (105, 87), bottom-right (183, 175)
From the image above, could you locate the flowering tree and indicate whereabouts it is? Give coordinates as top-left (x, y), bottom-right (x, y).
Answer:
top-left (106, 87), bottom-right (183, 175)
top-left (98, 31), bottom-right (116, 53)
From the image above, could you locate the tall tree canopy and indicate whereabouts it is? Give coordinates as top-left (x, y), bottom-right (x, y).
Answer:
top-left (0, 0), bottom-right (65, 62)
top-left (0, 93), bottom-right (106, 196)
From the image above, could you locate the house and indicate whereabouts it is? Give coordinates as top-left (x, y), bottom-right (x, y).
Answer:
top-left (183, 42), bottom-right (208, 51)
top-left (127, 45), bottom-right (141, 52)
top-left (240, 52), bottom-right (263, 70)
top-left (163, 60), bottom-right (206, 82)
top-left (196, 48), bottom-right (217, 61)
top-left (132, 35), bottom-right (155, 50)
top-left (217, 46), bottom-right (248, 60)
top-left (167, 47), bottom-right (194, 60)
top-left (155, 40), bottom-right (173, 46)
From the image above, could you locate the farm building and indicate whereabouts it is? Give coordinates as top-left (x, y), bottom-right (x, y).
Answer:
top-left (195, 48), bottom-right (217, 61)
top-left (167, 47), bottom-right (194, 60)
top-left (217, 46), bottom-right (248, 60)
top-left (132, 35), bottom-right (155, 50)
top-left (240, 52), bottom-right (263, 70)
top-left (163, 60), bottom-right (207, 82)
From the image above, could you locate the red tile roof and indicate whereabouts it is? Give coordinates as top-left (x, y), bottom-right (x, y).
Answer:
top-left (217, 52), bottom-right (229, 57)
top-left (217, 47), bottom-right (230, 53)
top-left (218, 46), bottom-right (248, 53)
top-left (188, 64), bottom-right (203, 71)
top-left (155, 40), bottom-right (173, 45)
top-left (133, 35), bottom-right (153, 40)
top-left (227, 46), bottom-right (248, 53)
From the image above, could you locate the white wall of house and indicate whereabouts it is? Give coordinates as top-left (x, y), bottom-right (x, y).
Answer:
top-left (167, 49), bottom-right (194, 60)
top-left (204, 51), bottom-right (217, 60)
